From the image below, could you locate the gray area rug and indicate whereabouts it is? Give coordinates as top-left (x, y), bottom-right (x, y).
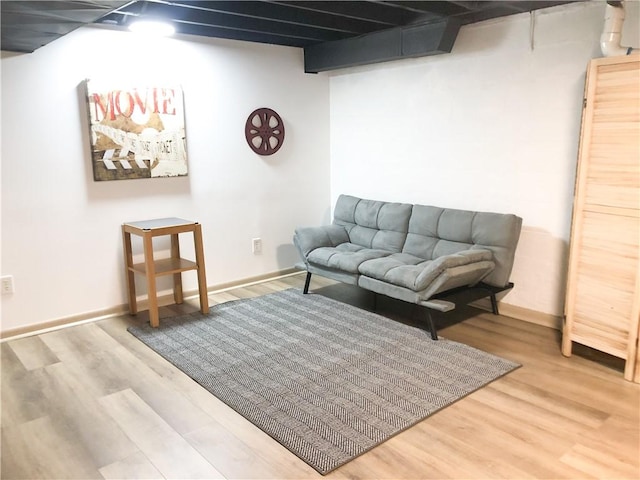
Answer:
top-left (128, 288), bottom-right (519, 474)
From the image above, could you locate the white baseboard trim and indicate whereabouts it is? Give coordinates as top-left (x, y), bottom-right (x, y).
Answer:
top-left (0, 268), bottom-right (301, 341)
top-left (2, 271), bottom-right (562, 341)
top-left (492, 301), bottom-right (562, 331)
top-left (467, 298), bottom-right (562, 331)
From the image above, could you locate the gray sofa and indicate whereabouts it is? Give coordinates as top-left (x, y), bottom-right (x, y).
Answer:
top-left (294, 194), bottom-right (522, 339)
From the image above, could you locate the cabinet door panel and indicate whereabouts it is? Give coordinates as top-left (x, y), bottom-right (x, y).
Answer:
top-left (586, 61), bottom-right (640, 210)
top-left (571, 211), bottom-right (639, 357)
top-left (565, 56), bottom-right (640, 382)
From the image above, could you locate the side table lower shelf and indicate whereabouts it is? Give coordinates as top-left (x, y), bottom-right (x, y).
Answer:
top-left (130, 258), bottom-right (198, 276)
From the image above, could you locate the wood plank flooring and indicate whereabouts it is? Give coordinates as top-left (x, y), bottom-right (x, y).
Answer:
top-left (2, 273), bottom-right (639, 479)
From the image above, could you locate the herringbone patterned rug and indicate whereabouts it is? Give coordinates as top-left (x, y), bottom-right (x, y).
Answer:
top-left (129, 288), bottom-right (519, 474)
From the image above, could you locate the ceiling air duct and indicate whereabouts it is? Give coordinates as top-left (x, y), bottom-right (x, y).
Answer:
top-left (600, 1), bottom-right (638, 56)
top-left (304, 18), bottom-right (461, 73)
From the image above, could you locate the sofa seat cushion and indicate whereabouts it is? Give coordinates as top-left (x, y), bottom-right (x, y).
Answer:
top-left (306, 243), bottom-right (392, 273)
top-left (357, 253), bottom-right (428, 290)
top-left (359, 249), bottom-right (494, 292)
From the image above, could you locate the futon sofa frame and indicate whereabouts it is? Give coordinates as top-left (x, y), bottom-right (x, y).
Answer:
top-left (294, 195), bottom-right (522, 339)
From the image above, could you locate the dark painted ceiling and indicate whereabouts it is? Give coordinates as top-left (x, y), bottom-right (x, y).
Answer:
top-left (2, 1), bottom-right (577, 54)
top-left (1, 1), bottom-right (131, 53)
top-left (2, 0), bottom-right (580, 71)
top-left (93, 0), bottom-right (577, 48)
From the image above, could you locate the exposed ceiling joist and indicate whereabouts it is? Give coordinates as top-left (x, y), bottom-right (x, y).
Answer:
top-left (1, 0), bottom-right (131, 53)
top-left (1, 0), bottom-right (579, 71)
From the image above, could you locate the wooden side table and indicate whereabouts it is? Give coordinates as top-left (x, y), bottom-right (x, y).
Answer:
top-left (122, 218), bottom-right (209, 327)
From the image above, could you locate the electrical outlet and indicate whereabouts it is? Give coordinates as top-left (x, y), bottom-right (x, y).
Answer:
top-left (252, 238), bottom-right (262, 255)
top-left (1, 276), bottom-right (14, 295)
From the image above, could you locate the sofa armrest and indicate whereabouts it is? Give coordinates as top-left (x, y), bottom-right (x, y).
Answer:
top-left (413, 249), bottom-right (494, 291)
top-left (293, 225), bottom-right (350, 259)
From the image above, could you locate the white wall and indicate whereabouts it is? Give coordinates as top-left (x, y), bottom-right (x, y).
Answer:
top-left (3, 2), bottom-right (638, 333)
top-left (329, 1), bottom-right (639, 318)
top-left (1, 27), bottom-right (330, 333)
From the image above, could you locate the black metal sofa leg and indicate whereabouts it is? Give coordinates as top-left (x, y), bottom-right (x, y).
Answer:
top-left (425, 310), bottom-right (439, 341)
top-left (303, 272), bottom-right (312, 294)
top-left (490, 293), bottom-right (499, 315)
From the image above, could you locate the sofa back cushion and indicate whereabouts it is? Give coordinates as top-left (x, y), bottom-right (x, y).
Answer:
top-left (333, 195), bottom-right (412, 253)
top-left (403, 205), bottom-right (522, 287)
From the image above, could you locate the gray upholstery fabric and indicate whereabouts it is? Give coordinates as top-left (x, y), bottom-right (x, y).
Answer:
top-left (358, 250), bottom-right (493, 292)
top-left (294, 225), bottom-right (349, 258)
top-left (334, 195), bottom-right (412, 253)
top-left (333, 194), bottom-right (360, 225)
top-left (357, 252), bottom-right (427, 288)
top-left (414, 261), bottom-right (497, 299)
top-left (293, 194), bottom-right (522, 308)
top-left (402, 205), bottom-right (522, 287)
top-left (306, 263), bottom-right (360, 286)
top-left (359, 260), bottom-right (494, 304)
top-left (307, 243), bottom-right (391, 274)
top-left (414, 250), bottom-right (493, 290)
top-left (468, 212), bottom-right (523, 287)
top-left (358, 275), bottom-right (421, 304)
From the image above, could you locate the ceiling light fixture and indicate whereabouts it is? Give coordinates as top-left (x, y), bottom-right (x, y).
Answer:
top-left (128, 19), bottom-right (175, 36)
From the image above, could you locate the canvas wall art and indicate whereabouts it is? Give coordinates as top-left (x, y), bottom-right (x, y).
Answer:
top-left (85, 80), bottom-right (188, 181)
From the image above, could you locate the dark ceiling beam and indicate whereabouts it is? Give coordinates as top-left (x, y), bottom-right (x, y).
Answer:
top-left (448, 0), bottom-right (568, 25)
top-left (382, 1), bottom-right (471, 16)
top-left (168, 1), bottom-right (385, 35)
top-left (1, 0), bottom-right (129, 22)
top-left (1, 14), bottom-right (86, 33)
top-left (171, 21), bottom-right (313, 47)
top-left (274, 1), bottom-right (422, 26)
top-left (304, 17), bottom-right (460, 73)
top-left (0, 27), bottom-right (63, 53)
top-left (0, 0), bottom-right (130, 52)
top-left (447, 0), bottom-right (578, 24)
top-left (453, 5), bottom-right (522, 24)
top-left (127, 1), bottom-right (353, 42)
top-left (507, 1), bottom-right (580, 13)
top-left (2, 0), bottom-right (581, 54)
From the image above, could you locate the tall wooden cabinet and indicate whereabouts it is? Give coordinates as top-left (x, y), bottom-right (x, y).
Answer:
top-left (563, 55), bottom-right (640, 383)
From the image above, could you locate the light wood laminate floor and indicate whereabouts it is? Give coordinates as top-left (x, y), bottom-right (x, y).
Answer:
top-left (2, 273), bottom-right (639, 479)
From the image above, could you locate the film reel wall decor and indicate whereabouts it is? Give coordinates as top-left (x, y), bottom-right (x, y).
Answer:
top-left (244, 108), bottom-right (285, 155)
